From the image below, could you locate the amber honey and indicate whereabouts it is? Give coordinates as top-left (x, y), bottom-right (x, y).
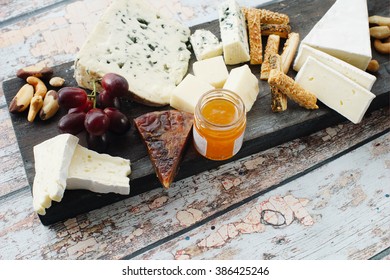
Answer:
top-left (193, 89), bottom-right (246, 161)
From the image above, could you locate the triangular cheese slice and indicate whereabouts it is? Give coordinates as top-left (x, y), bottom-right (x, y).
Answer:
top-left (134, 110), bottom-right (194, 188)
top-left (301, 0), bottom-right (371, 70)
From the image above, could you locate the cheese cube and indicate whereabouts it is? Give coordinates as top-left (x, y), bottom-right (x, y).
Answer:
top-left (190, 29), bottom-right (223, 61)
top-left (32, 134), bottom-right (79, 215)
top-left (67, 145), bottom-right (131, 195)
top-left (223, 64), bottom-right (259, 112)
top-left (293, 45), bottom-right (376, 90)
top-left (300, 0), bottom-right (372, 70)
top-left (219, 0), bottom-right (250, 65)
top-left (193, 56), bottom-right (229, 88)
top-left (295, 57), bottom-right (375, 124)
top-left (170, 74), bottom-right (215, 114)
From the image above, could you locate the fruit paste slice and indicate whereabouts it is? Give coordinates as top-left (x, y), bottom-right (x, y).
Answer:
top-left (134, 110), bottom-right (194, 188)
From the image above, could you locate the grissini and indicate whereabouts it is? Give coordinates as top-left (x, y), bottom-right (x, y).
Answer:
top-left (268, 69), bottom-right (318, 110)
top-left (269, 54), bottom-right (287, 112)
top-left (259, 9), bottom-right (289, 24)
top-left (280, 32), bottom-right (300, 74)
top-left (260, 34), bottom-right (280, 80)
top-left (242, 7), bottom-right (263, 64)
top-left (261, 23), bottom-right (291, 38)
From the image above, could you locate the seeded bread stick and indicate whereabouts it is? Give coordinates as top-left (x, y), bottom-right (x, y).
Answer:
top-left (242, 7), bottom-right (263, 64)
top-left (261, 23), bottom-right (291, 38)
top-left (268, 69), bottom-right (318, 110)
top-left (269, 54), bottom-right (287, 112)
top-left (260, 34), bottom-right (280, 80)
top-left (280, 32), bottom-right (300, 74)
top-left (259, 9), bottom-right (289, 24)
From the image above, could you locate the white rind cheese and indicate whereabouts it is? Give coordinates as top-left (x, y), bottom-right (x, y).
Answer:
top-left (193, 56), bottom-right (229, 88)
top-left (32, 134), bottom-right (79, 215)
top-left (170, 74), bottom-right (215, 114)
top-left (301, 0), bottom-right (371, 70)
top-left (190, 29), bottom-right (223, 61)
top-left (295, 57), bottom-right (376, 124)
top-left (293, 45), bottom-right (376, 90)
top-left (219, 0), bottom-right (250, 65)
top-left (74, 0), bottom-right (191, 106)
top-left (223, 64), bottom-right (259, 112)
top-left (67, 145), bottom-right (131, 195)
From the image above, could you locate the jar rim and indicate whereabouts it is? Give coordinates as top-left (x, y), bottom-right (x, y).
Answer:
top-left (195, 89), bottom-right (246, 130)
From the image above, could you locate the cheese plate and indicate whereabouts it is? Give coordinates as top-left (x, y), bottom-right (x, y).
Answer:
top-left (3, 0), bottom-right (389, 225)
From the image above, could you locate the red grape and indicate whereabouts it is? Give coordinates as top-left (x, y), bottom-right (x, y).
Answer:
top-left (104, 107), bottom-right (131, 134)
top-left (101, 73), bottom-right (129, 97)
top-left (58, 87), bottom-right (88, 109)
top-left (68, 98), bottom-right (93, 114)
top-left (86, 133), bottom-right (109, 153)
top-left (84, 108), bottom-right (110, 136)
top-left (58, 112), bottom-right (86, 135)
top-left (97, 90), bottom-right (121, 109)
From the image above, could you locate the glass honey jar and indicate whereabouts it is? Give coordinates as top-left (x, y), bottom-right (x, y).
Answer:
top-left (193, 89), bottom-right (246, 161)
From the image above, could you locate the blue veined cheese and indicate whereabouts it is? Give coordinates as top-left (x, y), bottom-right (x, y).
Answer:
top-left (66, 145), bottom-right (131, 195)
top-left (295, 57), bottom-right (375, 124)
top-left (293, 45), bottom-right (376, 90)
top-left (32, 134), bottom-right (79, 215)
top-left (190, 29), bottom-right (223, 61)
top-left (219, 0), bottom-right (250, 65)
top-left (301, 0), bottom-right (372, 70)
top-left (74, 0), bottom-right (191, 106)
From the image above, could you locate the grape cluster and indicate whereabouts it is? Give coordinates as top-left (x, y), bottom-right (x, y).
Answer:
top-left (58, 73), bottom-right (131, 152)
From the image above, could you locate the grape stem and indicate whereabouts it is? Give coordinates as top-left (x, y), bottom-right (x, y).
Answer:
top-left (88, 81), bottom-right (98, 108)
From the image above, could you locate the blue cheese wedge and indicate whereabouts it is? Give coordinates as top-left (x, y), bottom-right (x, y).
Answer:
top-left (300, 0), bottom-right (372, 70)
top-left (190, 29), bottom-right (223, 61)
top-left (66, 145), bottom-right (131, 195)
top-left (219, 0), bottom-right (250, 65)
top-left (74, 0), bottom-right (191, 106)
top-left (295, 57), bottom-right (375, 124)
top-left (32, 134), bottom-right (79, 215)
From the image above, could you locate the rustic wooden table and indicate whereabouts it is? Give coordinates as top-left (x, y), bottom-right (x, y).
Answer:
top-left (0, 0), bottom-right (389, 260)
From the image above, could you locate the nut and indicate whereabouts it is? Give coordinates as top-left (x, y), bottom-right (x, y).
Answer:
top-left (40, 90), bottom-right (60, 120)
top-left (49, 77), bottom-right (65, 87)
top-left (27, 76), bottom-right (47, 98)
top-left (17, 66), bottom-right (53, 80)
top-left (366, 60), bottom-right (380, 72)
top-left (369, 26), bottom-right (390, 39)
top-left (374, 39), bottom-right (390, 54)
top-left (8, 84), bottom-right (34, 113)
top-left (27, 95), bottom-right (44, 122)
top-left (369, 15), bottom-right (390, 27)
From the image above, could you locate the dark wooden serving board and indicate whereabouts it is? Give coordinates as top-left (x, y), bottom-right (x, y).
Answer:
top-left (3, 0), bottom-right (389, 225)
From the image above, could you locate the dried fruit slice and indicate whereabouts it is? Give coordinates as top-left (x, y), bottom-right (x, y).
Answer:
top-left (134, 110), bottom-right (194, 188)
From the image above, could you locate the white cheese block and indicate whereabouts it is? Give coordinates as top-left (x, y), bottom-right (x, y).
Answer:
top-left (67, 145), bottom-right (131, 195)
top-left (74, 0), bottom-right (191, 106)
top-left (295, 57), bottom-right (375, 124)
top-left (170, 74), bottom-right (215, 114)
top-left (32, 134), bottom-right (79, 215)
top-left (301, 0), bottom-right (371, 70)
top-left (293, 45), bottom-right (376, 90)
top-left (190, 29), bottom-right (223, 61)
top-left (193, 56), bottom-right (229, 88)
top-left (223, 64), bottom-right (259, 112)
top-left (219, 0), bottom-right (250, 65)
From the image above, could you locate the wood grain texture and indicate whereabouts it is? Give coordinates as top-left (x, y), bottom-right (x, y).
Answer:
top-left (2, 0), bottom-right (389, 225)
top-left (0, 107), bottom-right (388, 259)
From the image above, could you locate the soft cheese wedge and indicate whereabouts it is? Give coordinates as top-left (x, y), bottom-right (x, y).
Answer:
top-left (74, 0), bottom-right (191, 106)
top-left (300, 0), bottom-right (371, 70)
top-left (32, 134), bottom-right (79, 215)
top-left (295, 57), bottom-right (375, 124)
top-left (190, 29), bottom-right (223, 61)
top-left (170, 74), bottom-right (215, 114)
top-left (193, 56), bottom-right (229, 88)
top-left (67, 145), bottom-right (131, 195)
top-left (219, 0), bottom-right (250, 65)
top-left (223, 64), bottom-right (259, 112)
top-left (293, 45), bottom-right (376, 90)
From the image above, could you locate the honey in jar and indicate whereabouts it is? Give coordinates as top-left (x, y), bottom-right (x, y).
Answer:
top-left (193, 89), bottom-right (246, 161)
